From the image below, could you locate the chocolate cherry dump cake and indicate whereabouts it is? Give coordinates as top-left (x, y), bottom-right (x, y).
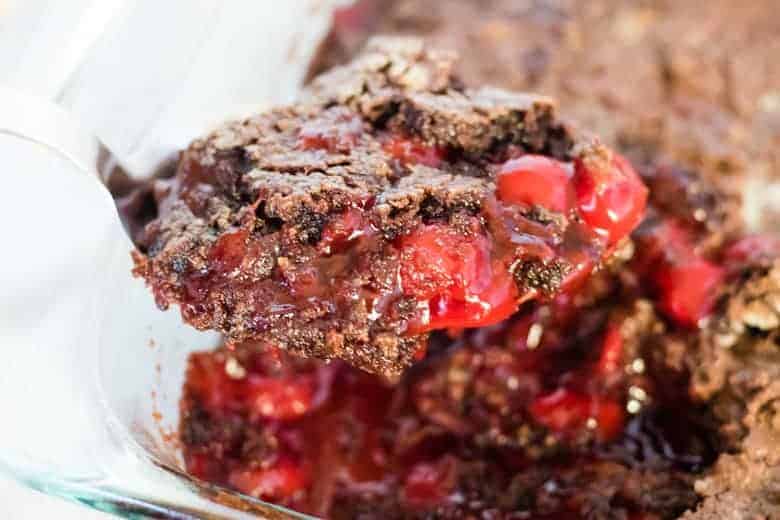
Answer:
top-left (132, 38), bottom-right (647, 378)
top-left (110, 9), bottom-right (780, 517)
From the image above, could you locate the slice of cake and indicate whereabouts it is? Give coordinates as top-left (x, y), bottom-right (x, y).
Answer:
top-left (133, 38), bottom-right (647, 377)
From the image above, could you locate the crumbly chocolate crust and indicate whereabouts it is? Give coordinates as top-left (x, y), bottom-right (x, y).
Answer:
top-left (682, 259), bottom-right (780, 519)
top-left (132, 38), bottom-right (630, 378)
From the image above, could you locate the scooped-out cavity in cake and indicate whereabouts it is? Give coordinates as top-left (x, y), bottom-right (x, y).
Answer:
top-left (132, 38), bottom-right (647, 378)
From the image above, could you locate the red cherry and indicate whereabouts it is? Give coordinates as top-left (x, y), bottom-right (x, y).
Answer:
top-left (402, 456), bottom-right (458, 508)
top-left (635, 219), bottom-right (694, 270)
top-left (210, 229), bottom-right (248, 273)
top-left (496, 155), bottom-right (572, 212)
top-left (573, 152), bottom-right (648, 245)
top-left (298, 114), bottom-right (362, 152)
top-left (529, 388), bottom-right (624, 442)
top-left (413, 344), bottom-right (428, 361)
top-left (596, 324), bottom-right (623, 375)
top-left (384, 137), bottom-right (445, 168)
top-left (186, 351), bottom-right (320, 420)
top-left (246, 374), bottom-right (317, 421)
top-left (228, 456), bottom-right (308, 500)
top-left (636, 219), bottom-right (725, 327)
top-left (186, 353), bottom-right (239, 413)
top-left (318, 208), bottom-right (368, 254)
top-left (398, 223), bottom-right (520, 332)
top-left (594, 400), bottom-right (626, 441)
top-left (558, 249), bottom-right (595, 294)
top-left (424, 273), bottom-right (520, 330)
top-left (398, 224), bottom-right (471, 301)
top-left (530, 388), bottom-right (590, 432)
top-left (654, 258), bottom-right (724, 328)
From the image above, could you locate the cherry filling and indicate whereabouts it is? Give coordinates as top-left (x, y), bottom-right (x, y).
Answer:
top-left (635, 220), bottom-right (725, 328)
top-left (317, 208), bottom-right (367, 255)
top-left (383, 136), bottom-right (446, 168)
top-left (394, 149), bottom-right (647, 333)
top-left (654, 259), bottom-right (724, 329)
top-left (228, 456), bottom-right (310, 501)
top-left (401, 456), bottom-right (459, 508)
top-left (397, 221), bottom-right (520, 332)
top-left (573, 151), bottom-right (648, 246)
